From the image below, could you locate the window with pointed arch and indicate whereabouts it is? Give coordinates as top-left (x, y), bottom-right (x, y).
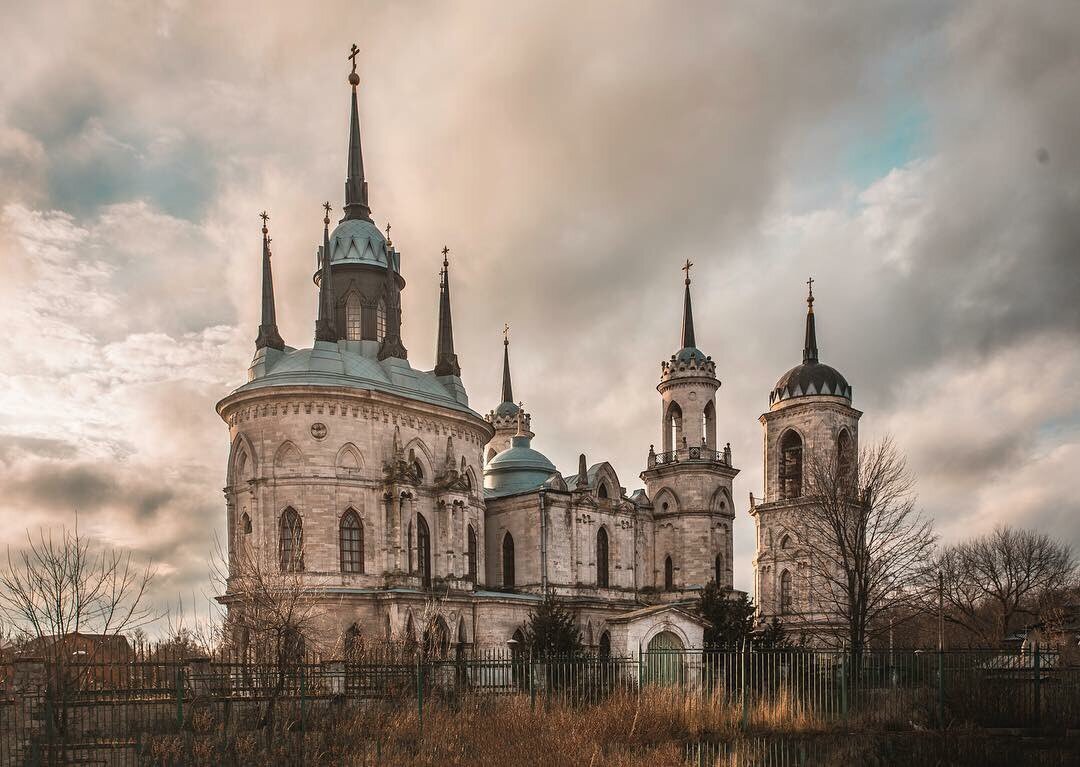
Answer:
top-left (416, 514), bottom-right (431, 589)
top-left (714, 553), bottom-right (723, 586)
top-left (664, 555), bottom-right (674, 591)
top-left (279, 508), bottom-right (303, 572)
top-left (407, 521), bottom-right (414, 573)
top-left (598, 483), bottom-right (609, 500)
top-left (340, 510), bottom-right (364, 573)
top-left (502, 531), bottom-right (515, 589)
top-left (596, 527), bottom-right (609, 588)
top-left (345, 292), bottom-right (363, 341)
top-left (665, 402), bottom-right (683, 453)
top-left (376, 299), bottom-right (387, 341)
top-left (779, 430), bottom-right (803, 499)
top-left (780, 570), bottom-right (793, 614)
top-left (467, 525), bottom-right (478, 580)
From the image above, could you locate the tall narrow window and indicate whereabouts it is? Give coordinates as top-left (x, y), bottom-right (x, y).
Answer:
top-left (407, 521), bottom-right (414, 573)
top-left (345, 292), bottom-right (363, 341)
top-left (779, 430), bottom-right (803, 500)
top-left (467, 525), bottom-right (478, 580)
top-left (837, 429), bottom-right (854, 490)
top-left (780, 570), bottom-right (793, 614)
top-left (664, 555), bottom-right (674, 591)
top-left (714, 553), bottom-right (723, 586)
top-left (417, 513), bottom-right (431, 589)
top-left (279, 508), bottom-right (303, 572)
top-left (376, 299), bottom-right (387, 341)
top-left (502, 532), bottom-right (515, 589)
top-left (665, 402), bottom-right (683, 453)
top-left (596, 527), bottom-right (609, 588)
top-left (703, 401), bottom-right (716, 450)
top-left (340, 510), bottom-right (364, 573)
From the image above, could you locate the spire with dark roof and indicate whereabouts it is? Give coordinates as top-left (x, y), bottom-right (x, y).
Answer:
top-left (433, 246), bottom-right (461, 377)
top-left (315, 202), bottom-right (337, 342)
top-left (342, 43), bottom-right (372, 223)
top-left (255, 211), bottom-right (285, 351)
top-left (803, 277), bottom-right (818, 364)
top-left (501, 326), bottom-right (514, 405)
top-left (681, 259), bottom-right (696, 349)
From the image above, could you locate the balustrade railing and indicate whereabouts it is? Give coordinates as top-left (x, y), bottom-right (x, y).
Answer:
top-left (647, 443), bottom-right (732, 468)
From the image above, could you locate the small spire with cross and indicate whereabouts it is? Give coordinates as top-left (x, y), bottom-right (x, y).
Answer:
top-left (806, 276), bottom-right (815, 308)
top-left (441, 245), bottom-right (450, 269)
top-left (503, 323), bottom-right (510, 346)
top-left (323, 201), bottom-right (332, 226)
top-left (347, 44), bottom-right (360, 87)
top-left (259, 210), bottom-right (269, 236)
top-left (682, 259), bottom-right (694, 285)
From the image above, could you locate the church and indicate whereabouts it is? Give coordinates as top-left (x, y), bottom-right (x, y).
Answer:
top-left (216, 53), bottom-right (858, 658)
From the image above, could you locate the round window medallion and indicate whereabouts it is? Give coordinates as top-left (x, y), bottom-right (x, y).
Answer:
top-left (688, 392), bottom-right (698, 401)
top-left (310, 422), bottom-right (327, 440)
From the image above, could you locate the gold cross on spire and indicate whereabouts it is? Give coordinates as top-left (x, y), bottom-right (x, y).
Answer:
top-left (348, 44), bottom-right (360, 74)
top-left (322, 201), bottom-right (332, 225)
top-left (503, 323), bottom-right (510, 344)
top-left (259, 211), bottom-right (269, 225)
top-left (385, 221), bottom-right (391, 239)
top-left (682, 258), bottom-right (694, 284)
top-left (806, 275), bottom-right (815, 304)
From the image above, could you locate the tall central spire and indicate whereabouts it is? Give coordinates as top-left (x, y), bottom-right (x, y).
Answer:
top-left (433, 246), bottom-right (461, 377)
top-left (342, 43), bottom-right (372, 223)
top-left (803, 277), bottom-right (818, 364)
top-left (681, 259), bottom-right (696, 350)
top-left (255, 211), bottom-right (284, 351)
top-left (501, 325), bottom-right (514, 404)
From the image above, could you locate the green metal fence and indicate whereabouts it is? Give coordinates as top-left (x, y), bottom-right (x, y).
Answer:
top-left (2, 646), bottom-right (1077, 766)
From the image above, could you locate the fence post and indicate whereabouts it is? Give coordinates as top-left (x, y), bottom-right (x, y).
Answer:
top-left (1033, 640), bottom-right (1041, 730)
top-left (839, 652), bottom-right (847, 719)
top-left (300, 663), bottom-right (307, 738)
top-left (175, 664), bottom-right (185, 728)
top-left (936, 649), bottom-right (945, 729)
top-left (416, 659), bottom-right (424, 742)
top-left (740, 640), bottom-right (750, 730)
top-left (529, 650), bottom-right (536, 711)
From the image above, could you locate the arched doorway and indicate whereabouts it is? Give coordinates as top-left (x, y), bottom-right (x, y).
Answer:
top-left (417, 513), bottom-right (431, 588)
top-left (645, 630), bottom-right (686, 685)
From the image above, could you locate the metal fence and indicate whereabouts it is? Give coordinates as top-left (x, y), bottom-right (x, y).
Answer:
top-left (1, 646), bottom-right (1077, 766)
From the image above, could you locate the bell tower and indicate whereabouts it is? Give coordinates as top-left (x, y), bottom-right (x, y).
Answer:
top-left (641, 262), bottom-right (738, 596)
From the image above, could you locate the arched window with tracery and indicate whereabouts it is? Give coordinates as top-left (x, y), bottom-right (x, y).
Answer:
top-left (780, 570), bottom-right (793, 614)
top-left (345, 292), bottom-right (363, 341)
top-left (376, 299), bottom-right (387, 341)
top-left (779, 430), bottom-right (803, 499)
top-left (340, 510), bottom-right (364, 573)
top-left (664, 555), bottom-right (674, 591)
top-left (467, 525), bottom-right (478, 580)
top-left (279, 508), bottom-right (303, 572)
top-left (596, 527), bottom-right (609, 588)
top-left (502, 531), bottom-right (515, 589)
top-left (416, 513), bottom-right (431, 588)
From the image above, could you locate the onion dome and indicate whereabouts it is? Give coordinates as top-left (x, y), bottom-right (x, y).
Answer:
top-left (484, 434), bottom-right (557, 498)
top-left (770, 281), bottom-right (852, 406)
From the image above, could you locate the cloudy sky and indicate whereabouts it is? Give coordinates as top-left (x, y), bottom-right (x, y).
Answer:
top-left (1, 1), bottom-right (1078, 621)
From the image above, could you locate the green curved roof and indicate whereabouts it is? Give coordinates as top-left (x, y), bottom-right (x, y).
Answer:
top-left (484, 435), bottom-right (557, 498)
top-left (327, 217), bottom-right (392, 269)
top-left (227, 340), bottom-right (480, 417)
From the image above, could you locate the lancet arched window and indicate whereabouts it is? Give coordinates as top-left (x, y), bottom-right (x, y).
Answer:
top-left (780, 570), bottom-right (793, 614)
top-left (779, 430), bottom-right (803, 500)
top-left (376, 299), bottom-right (387, 341)
top-left (345, 292), bottom-right (363, 341)
top-left (279, 508), bottom-right (303, 572)
top-left (416, 514), bottom-right (431, 588)
top-left (467, 525), bottom-right (478, 580)
top-left (664, 555), bottom-right (674, 591)
top-left (502, 532), bottom-right (515, 589)
top-left (340, 510), bottom-right (364, 573)
top-left (714, 553), bottom-right (723, 586)
top-left (596, 527), bottom-right (609, 588)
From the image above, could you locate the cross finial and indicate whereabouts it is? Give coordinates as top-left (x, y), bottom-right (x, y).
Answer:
top-left (259, 210), bottom-right (269, 235)
top-left (682, 259), bottom-right (694, 285)
top-left (323, 201), bottom-right (332, 225)
top-left (806, 276), bottom-right (815, 306)
top-left (385, 222), bottom-right (391, 239)
top-left (503, 323), bottom-right (510, 345)
top-left (347, 44), bottom-right (361, 86)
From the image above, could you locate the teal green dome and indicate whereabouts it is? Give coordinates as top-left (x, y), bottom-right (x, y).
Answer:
top-left (484, 435), bottom-right (556, 498)
top-left (328, 218), bottom-right (390, 268)
top-left (674, 346), bottom-right (707, 364)
top-left (494, 400), bottom-right (520, 418)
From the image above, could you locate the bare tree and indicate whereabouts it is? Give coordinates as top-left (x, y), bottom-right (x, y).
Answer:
top-left (0, 521), bottom-right (155, 736)
top-left (937, 526), bottom-right (1076, 646)
top-left (802, 436), bottom-right (937, 656)
top-left (212, 527), bottom-right (327, 730)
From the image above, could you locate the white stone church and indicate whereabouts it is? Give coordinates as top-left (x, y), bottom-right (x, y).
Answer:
top-left (217, 57), bottom-right (859, 658)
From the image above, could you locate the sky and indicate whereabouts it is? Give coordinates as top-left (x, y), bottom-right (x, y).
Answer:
top-left (1, 1), bottom-right (1078, 624)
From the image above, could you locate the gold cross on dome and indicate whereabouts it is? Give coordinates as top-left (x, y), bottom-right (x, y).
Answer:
top-left (348, 44), bottom-right (360, 74)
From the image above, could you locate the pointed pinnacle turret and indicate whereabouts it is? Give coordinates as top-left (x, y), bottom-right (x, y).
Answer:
top-left (434, 245), bottom-right (461, 377)
top-left (315, 202), bottom-right (337, 342)
top-left (342, 43), bottom-right (372, 223)
top-left (803, 276), bottom-right (818, 364)
top-left (255, 211), bottom-right (285, 351)
top-left (681, 259), bottom-right (696, 350)
top-left (500, 324), bottom-right (514, 405)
